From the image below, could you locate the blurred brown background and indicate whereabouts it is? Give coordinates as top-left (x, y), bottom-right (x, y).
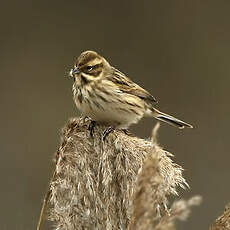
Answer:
top-left (1, 0), bottom-right (230, 229)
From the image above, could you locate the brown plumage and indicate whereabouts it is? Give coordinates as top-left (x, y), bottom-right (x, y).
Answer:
top-left (69, 50), bottom-right (193, 129)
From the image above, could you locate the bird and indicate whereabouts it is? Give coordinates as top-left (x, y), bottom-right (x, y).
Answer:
top-left (69, 50), bottom-right (193, 138)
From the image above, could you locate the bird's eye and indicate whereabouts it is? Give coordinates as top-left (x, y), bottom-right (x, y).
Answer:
top-left (87, 66), bottom-right (93, 71)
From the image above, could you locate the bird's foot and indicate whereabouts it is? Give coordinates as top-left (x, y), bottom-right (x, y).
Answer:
top-left (121, 129), bottom-right (129, 135)
top-left (88, 120), bottom-right (96, 137)
top-left (121, 129), bottom-right (133, 136)
top-left (82, 115), bottom-right (90, 122)
top-left (103, 126), bottom-right (115, 141)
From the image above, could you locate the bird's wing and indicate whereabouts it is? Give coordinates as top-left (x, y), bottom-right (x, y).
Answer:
top-left (110, 68), bottom-right (157, 105)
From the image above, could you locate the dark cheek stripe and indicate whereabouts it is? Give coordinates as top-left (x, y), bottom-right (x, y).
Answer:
top-left (90, 70), bottom-right (102, 77)
top-left (81, 75), bottom-right (90, 84)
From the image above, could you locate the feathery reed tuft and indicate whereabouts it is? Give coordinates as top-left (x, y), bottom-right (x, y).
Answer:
top-left (128, 124), bottom-right (201, 230)
top-left (42, 117), bottom-right (199, 230)
top-left (210, 202), bottom-right (230, 230)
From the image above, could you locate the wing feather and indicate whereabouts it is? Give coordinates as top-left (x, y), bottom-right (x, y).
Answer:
top-left (110, 68), bottom-right (157, 105)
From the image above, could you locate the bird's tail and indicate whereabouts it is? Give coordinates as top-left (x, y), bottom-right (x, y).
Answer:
top-left (151, 108), bottom-right (193, 129)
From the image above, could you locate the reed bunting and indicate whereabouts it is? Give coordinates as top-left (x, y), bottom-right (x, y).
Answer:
top-left (69, 51), bottom-right (193, 137)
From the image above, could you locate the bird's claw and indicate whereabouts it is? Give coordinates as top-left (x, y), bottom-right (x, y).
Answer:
top-left (103, 126), bottom-right (115, 141)
top-left (88, 120), bottom-right (96, 137)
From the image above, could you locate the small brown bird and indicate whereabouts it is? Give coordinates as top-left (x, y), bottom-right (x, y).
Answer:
top-left (69, 51), bottom-right (192, 136)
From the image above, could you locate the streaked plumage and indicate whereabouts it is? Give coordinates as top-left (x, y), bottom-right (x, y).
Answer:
top-left (69, 51), bottom-right (193, 129)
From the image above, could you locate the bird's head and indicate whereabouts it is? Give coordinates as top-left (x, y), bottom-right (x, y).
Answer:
top-left (69, 51), bottom-right (111, 83)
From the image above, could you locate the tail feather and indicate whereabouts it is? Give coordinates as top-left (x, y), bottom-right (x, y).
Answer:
top-left (152, 109), bottom-right (193, 129)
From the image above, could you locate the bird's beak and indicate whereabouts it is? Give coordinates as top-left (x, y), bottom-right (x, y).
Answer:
top-left (69, 67), bottom-right (80, 77)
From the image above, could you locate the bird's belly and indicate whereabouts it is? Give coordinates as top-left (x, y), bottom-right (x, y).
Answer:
top-left (74, 95), bottom-right (144, 128)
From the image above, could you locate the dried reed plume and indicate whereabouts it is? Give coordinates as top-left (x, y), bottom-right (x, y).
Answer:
top-left (128, 124), bottom-right (201, 230)
top-left (210, 203), bottom-right (230, 230)
top-left (38, 117), bottom-right (202, 230)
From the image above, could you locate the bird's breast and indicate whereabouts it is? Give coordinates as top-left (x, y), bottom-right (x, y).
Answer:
top-left (72, 82), bottom-right (146, 128)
